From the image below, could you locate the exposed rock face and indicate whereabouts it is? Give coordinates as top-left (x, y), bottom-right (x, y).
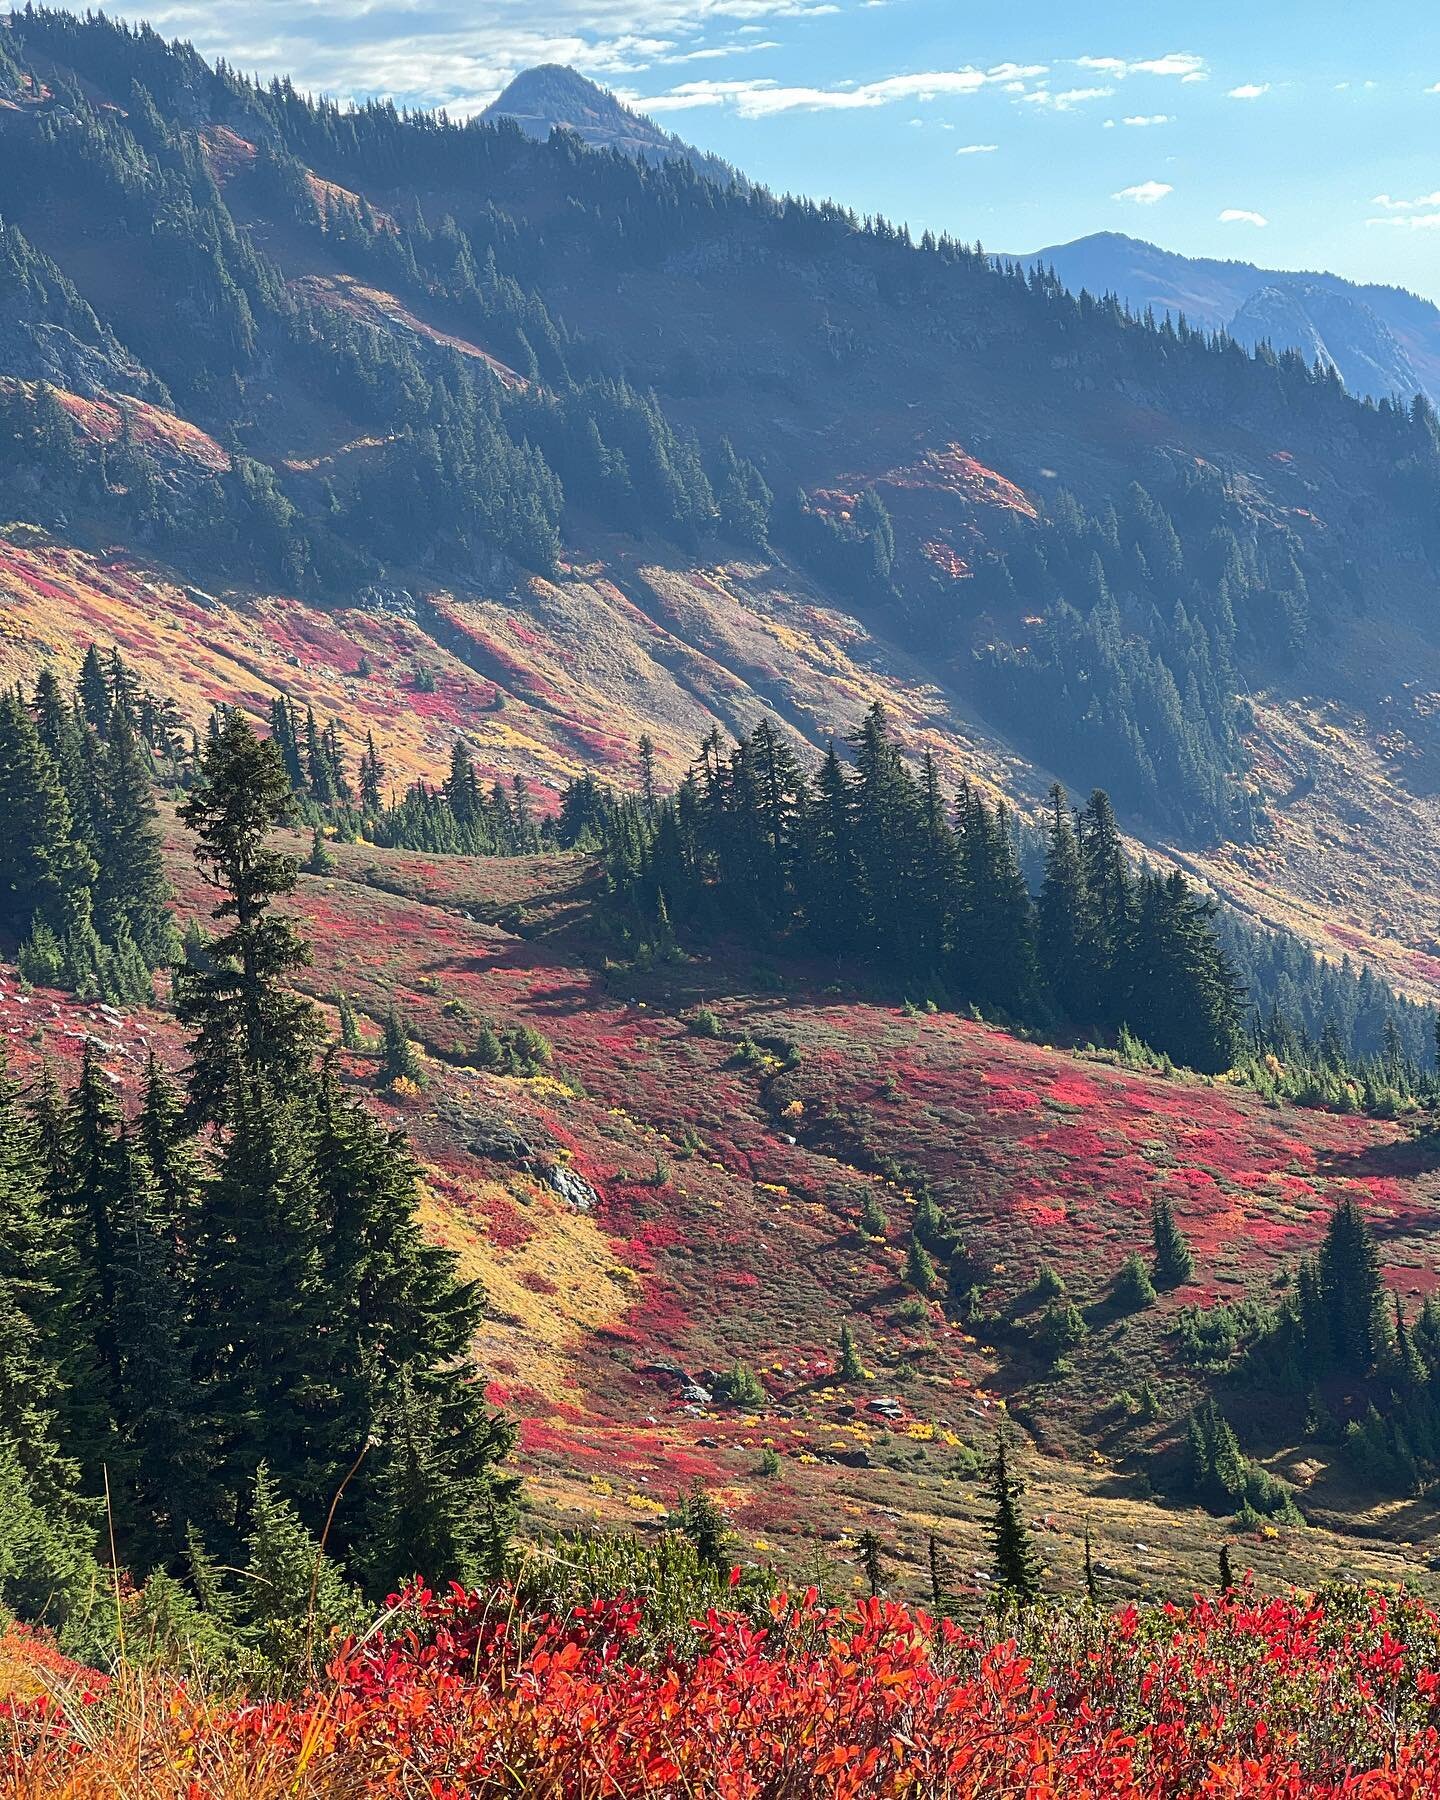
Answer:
top-left (1020, 231), bottom-right (1439, 404)
top-left (1228, 282), bottom-right (1425, 403)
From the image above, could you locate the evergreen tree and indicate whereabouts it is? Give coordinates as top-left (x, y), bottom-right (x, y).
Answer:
top-left (239, 1465), bottom-right (362, 1668)
top-left (108, 1131), bottom-right (199, 1560)
top-left (677, 1477), bottom-right (731, 1576)
top-left (1317, 1197), bottom-right (1387, 1373)
top-left (1037, 784), bottom-right (1099, 1020)
top-left (0, 1059), bottom-right (83, 1521)
top-left (1151, 1194), bottom-right (1195, 1288)
top-left (380, 1010), bottom-right (423, 1087)
top-left (176, 712), bottom-right (323, 1122)
top-left (1111, 1251), bottom-right (1157, 1311)
top-left (837, 1320), bottom-right (864, 1382)
top-left (858, 1526), bottom-right (885, 1596)
top-left (93, 697), bottom-right (173, 967)
top-left (984, 1430), bottom-right (1040, 1602)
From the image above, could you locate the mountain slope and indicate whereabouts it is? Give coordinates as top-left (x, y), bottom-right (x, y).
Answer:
top-left (2, 14), bottom-right (1440, 997)
top-left (481, 64), bottom-right (740, 187)
top-left (1021, 231), bottom-right (1440, 403)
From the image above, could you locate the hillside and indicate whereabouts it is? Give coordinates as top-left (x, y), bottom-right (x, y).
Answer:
top-left (7, 7), bottom-right (1440, 1677)
top-left (0, 15), bottom-right (1437, 1003)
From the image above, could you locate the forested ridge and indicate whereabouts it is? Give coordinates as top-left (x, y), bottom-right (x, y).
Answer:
top-left (2, 7), bottom-right (1439, 847)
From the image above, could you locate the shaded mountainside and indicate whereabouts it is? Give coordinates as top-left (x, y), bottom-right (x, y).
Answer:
top-left (1024, 230), bottom-right (1440, 404)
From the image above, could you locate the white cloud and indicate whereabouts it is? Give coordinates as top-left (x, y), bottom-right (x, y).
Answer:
top-left (662, 38), bottom-right (779, 61)
top-left (642, 60), bottom-right (1048, 115)
top-left (955, 142), bottom-right (997, 154)
top-left (1372, 190), bottom-right (1440, 210)
top-left (88, 0), bottom-right (852, 115)
top-left (1227, 82), bottom-right (1270, 99)
top-left (1219, 208), bottom-right (1268, 226)
top-left (1113, 179), bottom-right (1172, 204)
top-left (1022, 84), bottom-right (1113, 111)
top-left (1427, 82), bottom-right (1440, 94)
top-left (1367, 212), bottom-right (1440, 231)
top-left (1121, 112), bottom-right (1170, 125)
top-left (1076, 52), bottom-right (1206, 81)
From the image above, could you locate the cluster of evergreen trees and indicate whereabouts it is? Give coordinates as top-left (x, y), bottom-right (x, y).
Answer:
top-left (966, 474), bottom-right (1320, 840)
top-left (1242, 1198), bottom-right (1440, 1493)
top-left (0, 711), bottom-right (516, 1637)
top-left (0, 646), bottom-right (177, 1002)
top-left (601, 705), bottom-right (1245, 1073)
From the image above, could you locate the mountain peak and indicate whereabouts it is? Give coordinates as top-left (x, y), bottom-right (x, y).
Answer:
top-left (482, 64), bottom-right (741, 186)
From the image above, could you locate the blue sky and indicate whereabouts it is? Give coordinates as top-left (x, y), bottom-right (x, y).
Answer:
top-left (64, 0), bottom-right (1440, 296)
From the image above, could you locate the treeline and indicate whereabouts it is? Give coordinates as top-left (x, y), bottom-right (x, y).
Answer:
top-left (0, 646), bottom-right (178, 1002)
top-left (600, 706), bottom-right (1245, 1074)
top-left (0, 712), bottom-right (516, 1645)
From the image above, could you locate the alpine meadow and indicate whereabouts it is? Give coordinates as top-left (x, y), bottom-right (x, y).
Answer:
top-left (6, 6), bottom-right (1440, 1793)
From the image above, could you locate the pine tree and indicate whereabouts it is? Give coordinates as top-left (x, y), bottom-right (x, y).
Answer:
top-left (1083, 1521), bottom-right (1099, 1603)
top-left (1151, 1194), bottom-right (1195, 1288)
top-left (1219, 1540), bottom-right (1235, 1593)
top-left (984, 1430), bottom-right (1040, 1602)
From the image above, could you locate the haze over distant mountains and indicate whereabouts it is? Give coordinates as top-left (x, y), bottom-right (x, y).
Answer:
top-left (480, 64), bottom-right (741, 190)
top-left (1020, 232), bottom-right (1440, 406)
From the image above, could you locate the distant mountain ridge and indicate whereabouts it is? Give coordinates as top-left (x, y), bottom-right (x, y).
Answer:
top-left (481, 64), bottom-right (741, 188)
top-left (1020, 232), bottom-right (1440, 405)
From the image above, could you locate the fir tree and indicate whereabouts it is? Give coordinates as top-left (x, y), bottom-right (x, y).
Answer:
top-left (677, 1477), bottom-right (731, 1576)
top-left (176, 712), bottom-right (323, 1122)
top-left (94, 697), bottom-right (173, 967)
top-left (1317, 1197), bottom-right (1387, 1373)
top-left (858, 1526), bottom-right (885, 1596)
top-left (984, 1430), bottom-right (1040, 1603)
top-left (1112, 1251), bottom-right (1157, 1311)
top-left (1151, 1194), bottom-right (1195, 1289)
top-left (837, 1320), bottom-right (864, 1382)
top-left (379, 1010), bottom-right (423, 1087)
